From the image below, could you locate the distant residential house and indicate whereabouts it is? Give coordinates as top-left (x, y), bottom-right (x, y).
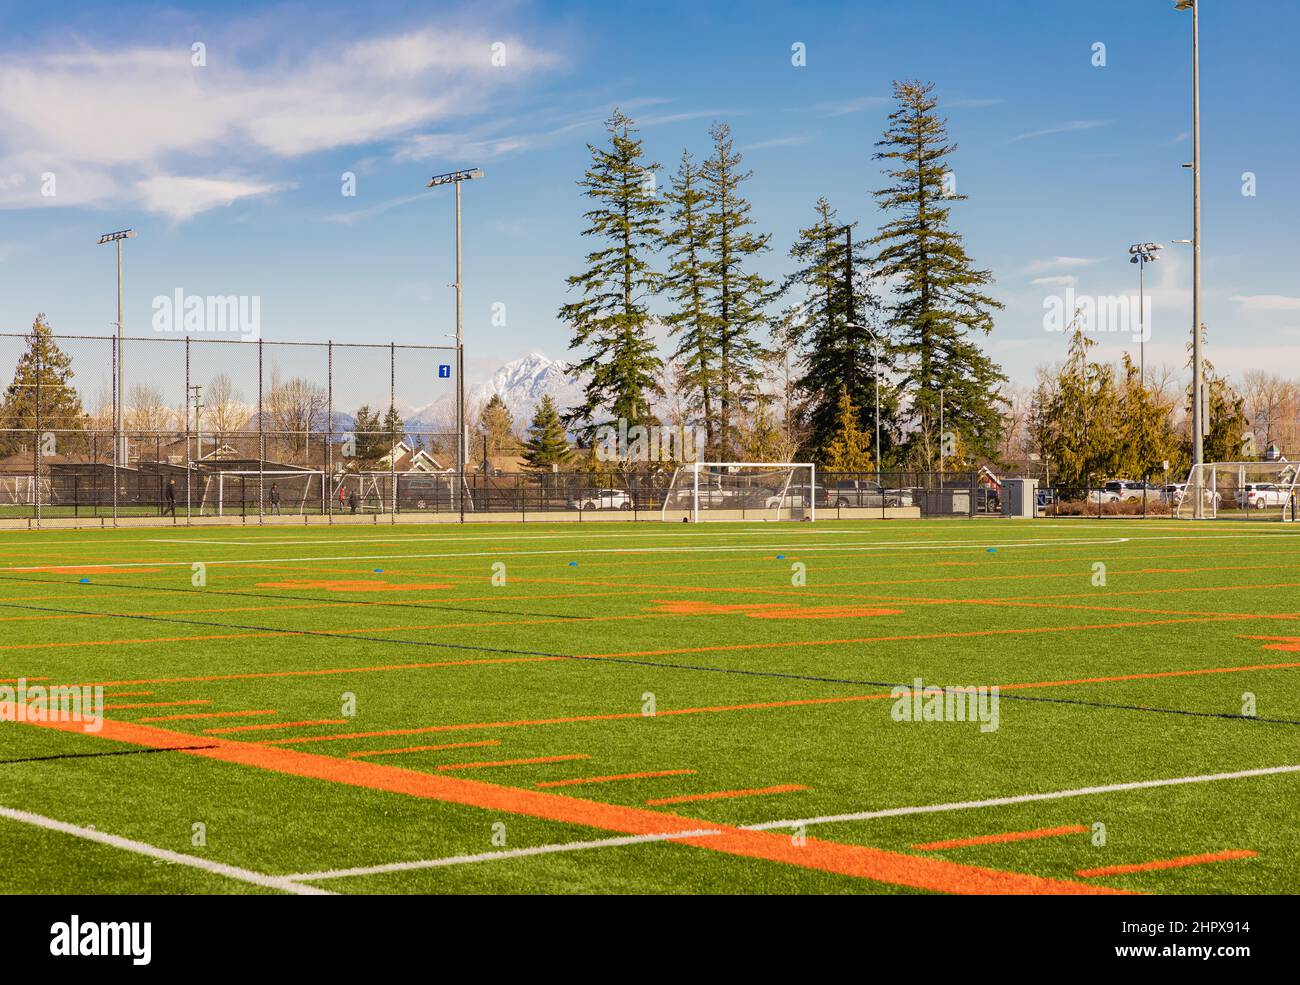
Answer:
top-left (378, 440), bottom-right (445, 474)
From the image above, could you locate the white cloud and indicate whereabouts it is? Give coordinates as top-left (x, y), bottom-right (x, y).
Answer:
top-left (135, 175), bottom-right (287, 221)
top-left (1025, 256), bottom-right (1102, 274)
top-left (0, 26), bottom-right (560, 219)
top-left (1031, 275), bottom-right (1078, 287)
top-left (1230, 294), bottom-right (1300, 312)
top-left (1009, 120), bottom-right (1109, 142)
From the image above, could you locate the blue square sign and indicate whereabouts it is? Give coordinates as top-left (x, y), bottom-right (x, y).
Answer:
top-left (438, 364), bottom-right (451, 379)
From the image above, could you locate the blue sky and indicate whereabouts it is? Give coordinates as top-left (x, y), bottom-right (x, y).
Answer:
top-left (1, 0), bottom-right (1297, 411)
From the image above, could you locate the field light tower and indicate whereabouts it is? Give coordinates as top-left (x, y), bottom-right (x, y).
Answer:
top-left (426, 168), bottom-right (483, 515)
top-left (1128, 242), bottom-right (1163, 384)
top-left (97, 228), bottom-right (136, 464)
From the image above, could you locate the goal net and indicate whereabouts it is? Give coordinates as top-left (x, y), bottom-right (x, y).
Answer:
top-left (195, 470), bottom-right (325, 516)
top-left (660, 463), bottom-right (816, 521)
top-left (1175, 461), bottom-right (1300, 520)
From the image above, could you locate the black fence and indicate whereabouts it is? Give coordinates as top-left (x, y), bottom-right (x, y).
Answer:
top-left (0, 466), bottom-right (988, 524)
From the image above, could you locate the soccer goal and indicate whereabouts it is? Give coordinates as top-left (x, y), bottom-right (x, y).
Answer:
top-left (660, 462), bottom-right (816, 522)
top-left (196, 470), bottom-right (325, 516)
top-left (1175, 461), bottom-right (1300, 520)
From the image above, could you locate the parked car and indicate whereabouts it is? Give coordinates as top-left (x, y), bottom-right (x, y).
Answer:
top-left (975, 486), bottom-right (1001, 513)
top-left (568, 488), bottom-right (632, 511)
top-left (828, 479), bottom-right (914, 508)
top-left (1164, 483), bottom-right (1222, 507)
top-left (1235, 483), bottom-right (1291, 510)
top-left (766, 483), bottom-right (833, 510)
top-left (1102, 479), bottom-right (1162, 503)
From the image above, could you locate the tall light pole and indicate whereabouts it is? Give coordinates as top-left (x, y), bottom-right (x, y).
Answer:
top-left (98, 228), bottom-right (136, 464)
top-left (1175, 0), bottom-right (1204, 515)
top-left (1127, 242), bottom-right (1163, 383)
top-left (426, 168), bottom-right (483, 518)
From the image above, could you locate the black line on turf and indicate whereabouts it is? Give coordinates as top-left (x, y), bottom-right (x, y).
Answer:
top-left (0, 597), bottom-right (573, 660)
top-left (0, 745), bottom-right (219, 765)
top-left (0, 569), bottom-right (1294, 730)
top-left (0, 572), bottom-right (587, 622)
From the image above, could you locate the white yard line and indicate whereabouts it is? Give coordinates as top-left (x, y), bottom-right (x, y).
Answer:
top-left (0, 805), bottom-right (333, 896)
top-left (743, 763), bottom-right (1300, 832)
top-left (285, 828), bottom-right (724, 882)
top-left (0, 537), bottom-right (1136, 571)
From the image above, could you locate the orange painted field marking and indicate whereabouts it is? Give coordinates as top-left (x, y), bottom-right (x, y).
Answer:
top-left (1077, 849), bottom-right (1257, 878)
top-left (536, 769), bottom-right (697, 789)
top-left (256, 580), bottom-right (454, 592)
top-left (0, 631), bottom-right (290, 652)
top-left (585, 614), bottom-right (1268, 661)
top-left (436, 754), bottom-right (590, 772)
top-left (646, 784), bottom-right (808, 806)
top-left (1244, 635), bottom-right (1300, 652)
top-left (204, 718), bottom-right (348, 735)
top-left (261, 694), bottom-right (894, 744)
top-left (15, 565), bottom-right (164, 575)
top-left (73, 655), bottom-right (564, 688)
top-left (138, 709), bottom-right (276, 723)
top-left (100, 691), bottom-right (155, 698)
top-left (649, 600), bottom-right (904, 620)
top-left (103, 699), bottom-right (210, 710)
top-left (9, 708), bottom-right (1125, 894)
top-left (347, 740), bottom-right (502, 759)
top-left (913, 825), bottom-right (1088, 851)
top-left (262, 658), bottom-right (1300, 742)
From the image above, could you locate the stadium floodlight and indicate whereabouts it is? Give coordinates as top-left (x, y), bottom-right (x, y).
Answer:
top-left (1127, 242), bottom-right (1163, 382)
top-left (97, 228), bottom-right (137, 465)
top-left (425, 168), bottom-right (483, 519)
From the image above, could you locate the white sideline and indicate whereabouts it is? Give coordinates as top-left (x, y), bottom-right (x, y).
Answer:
top-left (0, 805), bottom-right (332, 896)
top-left (743, 763), bottom-right (1300, 832)
top-left (285, 828), bottom-right (724, 882)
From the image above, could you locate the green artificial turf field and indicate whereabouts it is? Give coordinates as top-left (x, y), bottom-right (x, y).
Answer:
top-left (1, 518), bottom-right (1298, 895)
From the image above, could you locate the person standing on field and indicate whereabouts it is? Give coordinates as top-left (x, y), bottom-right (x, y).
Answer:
top-left (164, 478), bottom-right (176, 517)
top-left (269, 483), bottom-right (281, 515)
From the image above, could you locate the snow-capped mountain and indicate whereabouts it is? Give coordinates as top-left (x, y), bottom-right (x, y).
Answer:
top-left (402, 352), bottom-right (584, 429)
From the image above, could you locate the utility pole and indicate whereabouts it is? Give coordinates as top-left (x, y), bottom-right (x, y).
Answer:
top-left (1175, 0), bottom-right (1205, 514)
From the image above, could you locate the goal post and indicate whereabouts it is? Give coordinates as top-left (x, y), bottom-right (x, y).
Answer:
top-left (1175, 461), bottom-right (1300, 520)
top-left (195, 470), bottom-right (325, 517)
top-left (660, 462), bottom-right (817, 522)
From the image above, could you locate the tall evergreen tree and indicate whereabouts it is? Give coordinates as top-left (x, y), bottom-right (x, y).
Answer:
top-left (662, 149), bottom-right (718, 451)
top-left (700, 122), bottom-right (774, 458)
top-left (782, 198), bottom-right (897, 464)
top-left (822, 387), bottom-right (875, 472)
top-left (871, 80), bottom-right (1007, 468)
top-left (522, 395), bottom-right (574, 471)
top-left (559, 109), bottom-right (663, 438)
top-left (0, 314), bottom-right (87, 455)
top-left (350, 405), bottom-right (385, 469)
top-left (478, 394), bottom-right (519, 461)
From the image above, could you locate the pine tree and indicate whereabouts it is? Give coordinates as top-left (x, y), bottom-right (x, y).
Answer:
top-left (782, 198), bottom-right (896, 464)
top-left (477, 393), bottom-right (521, 462)
top-left (559, 109), bottom-right (663, 438)
top-left (351, 405), bottom-right (384, 469)
top-left (1185, 327), bottom-right (1248, 463)
top-left (871, 80), bottom-right (1007, 468)
top-left (701, 122), bottom-right (774, 459)
top-left (0, 314), bottom-right (87, 456)
top-left (522, 395), bottom-right (574, 471)
top-left (1036, 317), bottom-right (1119, 495)
top-left (821, 387), bottom-right (875, 472)
top-left (662, 149), bottom-right (718, 452)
